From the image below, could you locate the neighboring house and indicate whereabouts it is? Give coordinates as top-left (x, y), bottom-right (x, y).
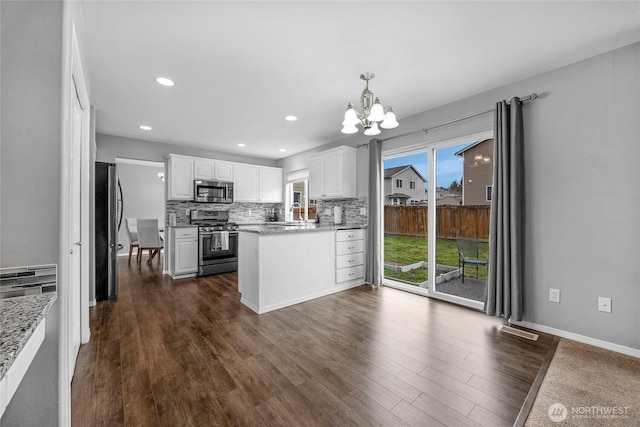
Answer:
top-left (384, 165), bottom-right (427, 205)
top-left (455, 138), bottom-right (494, 206)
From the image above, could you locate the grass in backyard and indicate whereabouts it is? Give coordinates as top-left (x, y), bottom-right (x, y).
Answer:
top-left (384, 235), bottom-right (489, 282)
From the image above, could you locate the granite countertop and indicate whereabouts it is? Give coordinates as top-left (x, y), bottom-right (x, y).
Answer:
top-left (167, 224), bottom-right (197, 228)
top-left (0, 293), bottom-right (56, 379)
top-left (238, 223), bottom-right (367, 234)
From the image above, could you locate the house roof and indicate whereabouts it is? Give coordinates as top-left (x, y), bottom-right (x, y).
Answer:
top-left (386, 193), bottom-right (412, 199)
top-left (384, 165), bottom-right (427, 183)
top-left (454, 138), bottom-right (493, 157)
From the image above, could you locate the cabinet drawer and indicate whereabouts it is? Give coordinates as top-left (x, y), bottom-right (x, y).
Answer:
top-left (336, 266), bottom-right (364, 283)
top-left (336, 240), bottom-right (364, 255)
top-left (336, 229), bottom-right (364, 242)
top-left (173, 228), bottom-right (198, 239)
top-left (336, 253), bottom-right (364, 270)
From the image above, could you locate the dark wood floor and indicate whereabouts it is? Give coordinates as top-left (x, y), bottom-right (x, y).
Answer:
top-left (71, 257), bottom-right (555, 426)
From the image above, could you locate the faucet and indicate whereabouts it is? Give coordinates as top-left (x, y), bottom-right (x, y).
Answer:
top-left (289, 202), bottom-right (303, 221)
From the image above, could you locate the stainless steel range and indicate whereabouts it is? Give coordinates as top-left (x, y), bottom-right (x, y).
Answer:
top-left (190, 210), bottom-right (238, 276)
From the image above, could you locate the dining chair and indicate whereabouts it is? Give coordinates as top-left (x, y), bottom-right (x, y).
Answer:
top-left (124, 218), bottom-right (139, 264)
top-left (137, 219), bottom-right (164, 266)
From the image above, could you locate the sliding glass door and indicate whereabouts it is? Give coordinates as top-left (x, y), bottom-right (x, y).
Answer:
top-left (383, 152), bottom-right (429, 288)
top-left (383, 135), bottom-right (492, 309)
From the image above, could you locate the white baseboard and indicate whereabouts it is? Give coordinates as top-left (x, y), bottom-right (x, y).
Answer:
top-left (89, 299), bottom-right (96, 307)
top-left (511, 320), bottom-right (640, 358)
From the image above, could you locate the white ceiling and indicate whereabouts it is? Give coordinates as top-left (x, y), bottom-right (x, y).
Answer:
top-left (82, 1), bottom-right (640, 160)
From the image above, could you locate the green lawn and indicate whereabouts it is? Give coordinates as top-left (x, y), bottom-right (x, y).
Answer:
top-left (384, 235), bottom-right (489, 283)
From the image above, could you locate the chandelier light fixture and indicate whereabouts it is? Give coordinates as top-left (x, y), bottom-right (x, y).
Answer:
top-left (341, 72), bottom-right (399, 136)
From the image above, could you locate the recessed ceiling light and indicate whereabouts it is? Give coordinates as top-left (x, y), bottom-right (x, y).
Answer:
top-left (237, 143), bottom-right (246, 147)
top-left (155, 77), bottom-right (175, 87)
top-left (279, 148), bottom-right (287, 152)
top-left (139, 125), bottom-right (152, 131)
top-left (284, 115), bottom-right (297, 121)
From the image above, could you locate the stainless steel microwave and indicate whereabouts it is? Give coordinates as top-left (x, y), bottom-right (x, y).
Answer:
top-left (194, 180), bottom-right (233, 203)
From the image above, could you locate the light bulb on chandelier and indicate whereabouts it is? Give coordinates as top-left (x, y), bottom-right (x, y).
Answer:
top-left (341, 72), bottom-right (399, 135)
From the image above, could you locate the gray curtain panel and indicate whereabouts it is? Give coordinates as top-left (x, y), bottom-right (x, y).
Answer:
top-left (485, 98), bottom-right (524, 321)
top-left (366, 139), bottom-right (384, 287)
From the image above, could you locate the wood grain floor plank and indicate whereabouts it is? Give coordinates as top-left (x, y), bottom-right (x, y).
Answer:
top-left (71, 258), bottom-right (556, 426)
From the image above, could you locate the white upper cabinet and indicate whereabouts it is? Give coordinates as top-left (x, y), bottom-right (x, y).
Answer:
top-left (234, 164), bottom-right (260, 202)
top-left (214, 161), bottom-right (234, 181)
top-left (169, 153), bottom-right (281, 203)
top-left (194, 159), bottom-right (234, 181)
top-left (234, 164), bottom-right (283, 203)
top-left (168, 154), bottom-right (194, 200)
top-left (259, 167), bottom-right (283, 203)
top-left (193, 158), bottom-right (215, 180)
top-left (309, 145), bottom-right (356, 199)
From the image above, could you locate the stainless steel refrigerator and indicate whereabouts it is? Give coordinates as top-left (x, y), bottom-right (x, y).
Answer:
top-left (95, 161), bottom-right (119, 300)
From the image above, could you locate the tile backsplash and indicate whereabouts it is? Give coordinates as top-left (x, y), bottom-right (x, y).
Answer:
top-left (166, 200), bottom-right (282, 225)
top-left (166, 197), bottom-right (368, 226)
top-left (314, 197), bottom-right (368, 225)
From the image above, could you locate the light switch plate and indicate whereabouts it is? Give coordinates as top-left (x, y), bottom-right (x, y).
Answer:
top-left (360, 208), bottom-right (367, 215)
top-left (598, 297), bottom-right (612, 313)
top-left (549, 288), bottom-right (560, 303)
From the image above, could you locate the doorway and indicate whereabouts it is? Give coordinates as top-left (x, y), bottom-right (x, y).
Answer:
top-left (114, 158), bottom-right (166, 260)
top-left (382, 132), bottom-right (492, 310)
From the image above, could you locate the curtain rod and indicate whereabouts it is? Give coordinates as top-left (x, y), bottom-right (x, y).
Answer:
top-left (358, 93), bottom-right (537, 146)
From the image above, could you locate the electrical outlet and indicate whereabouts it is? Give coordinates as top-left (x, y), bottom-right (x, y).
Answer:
top-left (248, 209), bottom-right (252, 216)
top-left (360, 207), bottom-right (367, 215)
top-left (598, 297), bottom-right (612, 313)
top-left (186, 209), bottom-right (190, 215)
top-left (549, 288), bottom-right (560, 303)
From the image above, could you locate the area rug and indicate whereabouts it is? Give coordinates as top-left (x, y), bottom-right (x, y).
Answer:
top-left (524, 339), bottom-right (640, 426)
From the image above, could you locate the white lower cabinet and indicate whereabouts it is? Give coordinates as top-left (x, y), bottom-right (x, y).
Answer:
top-left (335, 229), bottom-right (365, 284)
top-left (168, 227), bottom-right (198, 278)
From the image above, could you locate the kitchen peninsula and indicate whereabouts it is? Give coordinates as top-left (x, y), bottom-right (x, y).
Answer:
top-left (238, 223), bottom-right (366, 314)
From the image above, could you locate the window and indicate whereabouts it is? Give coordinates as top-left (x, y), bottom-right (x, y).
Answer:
top-left (286, 169), bottom-right (316, 221)
top-left (410, 181), bottom-right (416, 189)
top-left (486, 185), bottom-right (493, 202)
top-left (396, 179), bottom-right (403, 188)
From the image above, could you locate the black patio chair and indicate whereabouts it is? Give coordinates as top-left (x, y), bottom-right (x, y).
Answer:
top-left (457, 240), bottom-right (488, 283)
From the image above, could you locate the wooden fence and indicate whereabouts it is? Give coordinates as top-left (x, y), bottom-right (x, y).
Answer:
top-left (384, 205), bottom-right (491, 241)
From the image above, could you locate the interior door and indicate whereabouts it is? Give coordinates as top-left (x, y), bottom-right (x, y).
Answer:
top-left (69, 77), bottom-right (83, 377)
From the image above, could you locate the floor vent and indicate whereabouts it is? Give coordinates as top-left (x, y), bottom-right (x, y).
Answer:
top-left (499, 325), bottom-right (539, 341)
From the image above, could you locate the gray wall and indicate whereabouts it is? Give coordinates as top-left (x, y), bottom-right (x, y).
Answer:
top-left (279, 42), bottom-right (640, 351)
top-left (0, 0), bottom-right (64, 425)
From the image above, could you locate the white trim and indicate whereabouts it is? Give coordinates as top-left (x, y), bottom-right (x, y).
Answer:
top-left (511, 320), bottom-right (640, 358)
top-left (59, 21), bottom-right (90, 427)
top-left (382, 279), bottom-right (485, 311)
top-left (286, 168), bottom-right (309, 183)
top-left (115, 157), bottom-right (164, 168)
top-left (383, 128), bottom-right (494, 159)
